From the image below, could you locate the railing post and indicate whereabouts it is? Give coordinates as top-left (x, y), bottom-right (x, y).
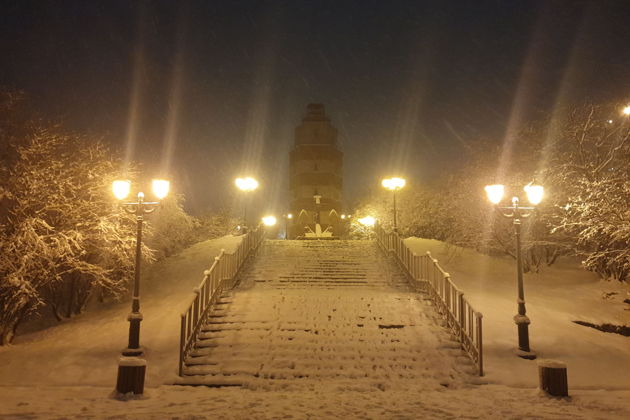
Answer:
top-left (193, 288), bottom-right (200, 327)
top-left (203, 273), bottom-right (210, 306)
top-left (412, 253), bottom-right (417, 280)
top-left (179, 315), bottom-right (186, 376)
top-left (458, 291), bottom-right (465, 339)
top-left (444, 275), bottom-right (451, 317)
top-left (476, 313), bottom-right (484, 376)
top-left (441, 274), bottom-right (448, 307)
top-left (186, 307), bottom-right (192, 344)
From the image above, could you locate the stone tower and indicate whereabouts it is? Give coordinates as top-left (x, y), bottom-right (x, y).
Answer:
top-left (288, 104), bottom-right (343, 239)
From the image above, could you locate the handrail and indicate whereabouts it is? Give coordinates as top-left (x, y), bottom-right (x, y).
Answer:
top-left (375, 224), bottom-right (484, 376)
top-left (178, 227), bottom-right (265, 376)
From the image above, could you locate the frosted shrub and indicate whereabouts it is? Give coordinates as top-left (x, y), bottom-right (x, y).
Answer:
top-left (195, 209), bottom-right (239, 240)
top-left (145, 194), bottom-right (199, 259)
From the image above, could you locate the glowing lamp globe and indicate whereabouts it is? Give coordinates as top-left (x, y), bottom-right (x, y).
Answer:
top-left (262, 215), bottom-right (277, 226)
top-left (287, 213), bottom-right (293, 219)
top-left (382, 177), bottom-right (406, 191)
top-left (623, 106), bottom-right (630, 116)
top-left (235, 177), bottom-right (259, 192)
top-left (112, 180), bottom-right (131, 200)
top-left (524, 184), bottom-right (544, 205)
top-left (152, 179), bottom-right (170, 200)
top-left (358, 216), bottom-right (376, 227)
top-left (484, 184), bottom-right (504, 204)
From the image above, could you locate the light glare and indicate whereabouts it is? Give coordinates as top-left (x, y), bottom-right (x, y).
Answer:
top-left (262, 215), bottom-right (277, 226)
top-left (382, 177), bottom-right (406, 191)
top-left (235, 177), bottom-right (259, 192)
top-left (152, 179), bottom-right (170, 199)
top-left (358, 216), bottom-right (376, 227)
top-left (485, 184), bottom-right (504, 204)
top-left (524, 184), bottom-right (544, 205)
top-left (112, 180), bottom-right (131, 200)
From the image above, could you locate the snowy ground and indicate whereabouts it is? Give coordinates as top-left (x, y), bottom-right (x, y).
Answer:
top-left (0, 235), bottom-right (629, 419)
top-left (404, 238), bottom-right (630, 390)
top-left (0, 235), bottom-right (242, 389)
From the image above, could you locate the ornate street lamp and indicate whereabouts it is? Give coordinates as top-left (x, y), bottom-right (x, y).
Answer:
top-left (382, 177), bottom-right (406, 232)
top-left (235, 177), bottom-right (259, 234)
top-left (262, 215), bottom-right (277, 227)
top-left (485, 183), bottom-right (543, 359)
top-left (112, 178), bottom-right (169, 395)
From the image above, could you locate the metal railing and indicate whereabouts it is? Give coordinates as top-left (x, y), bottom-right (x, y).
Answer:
top-left (178, 227), bottom-right (265, 376)
top-left (375, 225), bottom-right (484, 376)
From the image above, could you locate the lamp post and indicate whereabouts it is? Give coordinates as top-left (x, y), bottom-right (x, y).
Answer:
top-left (283, 213), bottom-right (293, 239)
top-left (235, 177), bottom-right (259, 234)
top-left (382, 177), bottom-right (406, 233)
top-left (485, 183), bottom-right (543, 359)
top-left (112, 178), bottom-right (169, 395)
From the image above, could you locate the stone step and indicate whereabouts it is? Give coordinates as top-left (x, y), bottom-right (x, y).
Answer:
top-left (182, 364), bottom-right (427, 379)
top-left (187, 346), bottom-right (427, 362)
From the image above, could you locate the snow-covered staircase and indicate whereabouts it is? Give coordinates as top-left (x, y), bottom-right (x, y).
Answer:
top-left (176, 240), bottom-right (472, 390)
top-left (248, 240), bottom-right (409, 289)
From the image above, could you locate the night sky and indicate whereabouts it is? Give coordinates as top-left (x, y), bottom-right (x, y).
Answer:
top-left (2, 0), bottom-right (629, 213)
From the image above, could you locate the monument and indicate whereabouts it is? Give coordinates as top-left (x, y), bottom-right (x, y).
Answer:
top-left (288, 104), bottom-right (343, 239)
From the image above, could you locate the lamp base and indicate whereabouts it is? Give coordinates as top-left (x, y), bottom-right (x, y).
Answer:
top-left (122, 347), bottom-right (144, 357)
top-left (516, 348), bottom-right (537, 360)
top-left (116, 356), bottom-right (146, 395)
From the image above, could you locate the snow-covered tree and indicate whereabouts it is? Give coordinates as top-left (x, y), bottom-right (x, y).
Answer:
top-left (195, 208), bottom-right (239, 240)
top-left (546, 103), bottom-right (630, 281)
top-left (145, 193), bottom-right (199, 259)
top-left (0, 123), bottom-right (147, 343)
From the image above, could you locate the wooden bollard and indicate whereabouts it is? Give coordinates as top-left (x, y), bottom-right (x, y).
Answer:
top-left (538, 359), bottom-right (568, 397)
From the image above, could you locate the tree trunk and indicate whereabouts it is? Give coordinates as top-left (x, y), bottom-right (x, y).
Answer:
top-left (0, 317), bottom-right (20, 345)
top-left (66, 277), bottom-right (76, 318)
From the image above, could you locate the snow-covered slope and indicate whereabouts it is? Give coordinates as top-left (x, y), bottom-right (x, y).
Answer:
top-left (405, 237), bottom-right (630, 390)
top-left (0, 235), bottom-right (243, 388)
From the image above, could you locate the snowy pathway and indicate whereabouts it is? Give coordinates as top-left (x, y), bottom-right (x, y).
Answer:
top-left (179, 240), bottom-right (475, 389)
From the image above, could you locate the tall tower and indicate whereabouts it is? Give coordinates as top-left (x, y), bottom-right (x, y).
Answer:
top-left (288, 104), bottom-right (343, 239)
